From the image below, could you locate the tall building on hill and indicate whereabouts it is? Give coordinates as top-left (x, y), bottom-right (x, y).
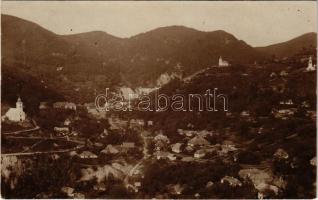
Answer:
top-left (218, 56), bottom-right (230, 67)
top-left (3, 97), bottom-right (26, 122)
top-left (306, 56), bottom-right (315, 71)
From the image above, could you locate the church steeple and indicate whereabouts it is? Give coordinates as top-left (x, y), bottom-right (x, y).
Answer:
top-left (308, 56), bottom-right (312, 67)
top-left (16, 97), bottom-right (23, 110)
top-left (218, 56), bottom-right (230, 67)
top-left (306, 56), bottom-right (315, 71)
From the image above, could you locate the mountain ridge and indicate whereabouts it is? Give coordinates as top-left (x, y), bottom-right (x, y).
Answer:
top-left (1, 14), bottom-right (317, 103)
top-left (2, 14), bottom-right (316, 46)
top-left (256, 32), bottom-right (317, 58)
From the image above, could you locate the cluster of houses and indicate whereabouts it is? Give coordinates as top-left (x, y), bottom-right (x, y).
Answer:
top-left (152, 128), bottom-right (238, 162)
top-left (272, 98), bottom-right (314, 121)
top-left (69, 141), bottom-right (137, 161)
top-left (52, 117), bottom-right (75, 137)
top-left (52, 102), bottom-right (77, 110)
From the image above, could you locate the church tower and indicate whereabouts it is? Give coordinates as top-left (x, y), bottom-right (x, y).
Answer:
top-left (306, 56), bottom-right (315, 71)
top-left (308, 56), bottom-right (313, 68)
top-left (16, 97), bottom-right (26, 121)
top-left (3, 97), bottom-right (26, 122)
top-left (16, 97), bottom-right (23, 110)
top-left (218, 56), bottom-right (230, 67)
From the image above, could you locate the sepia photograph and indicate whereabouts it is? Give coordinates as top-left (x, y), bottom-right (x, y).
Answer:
top-left (1, 1), bottom-right (317, 199)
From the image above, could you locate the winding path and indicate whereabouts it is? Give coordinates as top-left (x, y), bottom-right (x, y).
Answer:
top-left (123, 127), bottom-right (153, 191)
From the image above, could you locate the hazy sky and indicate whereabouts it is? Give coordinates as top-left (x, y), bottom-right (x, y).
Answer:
top-left (2, 1), bottom-right (317, 46)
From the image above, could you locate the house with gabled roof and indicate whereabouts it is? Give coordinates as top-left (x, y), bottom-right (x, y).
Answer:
top-left (188, 135), bottom-right (210, 147)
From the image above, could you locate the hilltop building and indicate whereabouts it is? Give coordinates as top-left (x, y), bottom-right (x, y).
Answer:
top-left (3, 97), bottom-right (26, 122)
top-left (218, 56), bottom-right (230, 67)
top-left (306, 56), bottom-right (316, 71)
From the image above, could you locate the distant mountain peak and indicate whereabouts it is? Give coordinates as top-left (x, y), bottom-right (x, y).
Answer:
top-left (64, 30), bottom-right (121, 40)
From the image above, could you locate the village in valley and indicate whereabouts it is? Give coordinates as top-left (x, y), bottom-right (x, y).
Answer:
top-left (2, 51), bottom-right (317, 198)
top-left (1, 3), bottom-right (317, 198)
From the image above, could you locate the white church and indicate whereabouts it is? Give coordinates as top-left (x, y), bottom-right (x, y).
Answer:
top-left (3, 97), bottom-right (26, 122)
top-left (218, 56), bottom-right (230, 67)
top-left (306, 56), bottom-right (316, 72)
